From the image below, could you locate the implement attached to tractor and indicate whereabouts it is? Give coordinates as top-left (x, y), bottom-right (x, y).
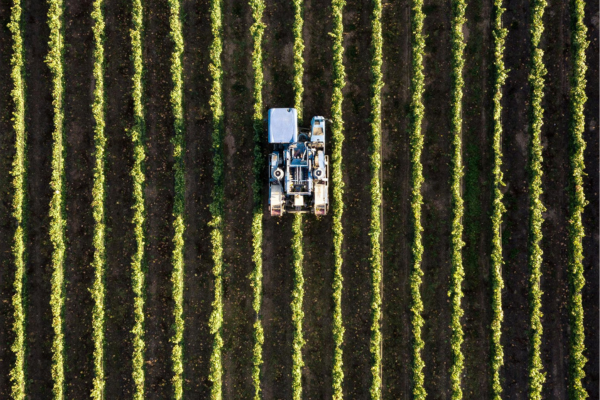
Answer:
top-left (268, 108), bottom-right (329, 216)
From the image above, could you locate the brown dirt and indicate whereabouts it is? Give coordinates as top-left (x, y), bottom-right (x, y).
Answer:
top-left (220, 0), bottom-right (256, 397)
top-left (380, 0), bottom-right (412, 397)
top-left (0, 0), bottom-right (16, 396)
top-left (23, 0), bottom-right (55, 397)
top-left (63, 0), bottom-right (95, 397)
top-left (420, 0), bottom-right (453, 397)
top-left (340, 0), bottom-right (376, 397)
top-left (260, 1), bottom-right (296, 398)
top-left (180, 0), bottom-right (215, 397)
top-left (582, 0), bottom-right (599, 396)
top-left (143, 0), bottom-right (176, 396)
top-left (103, 0), bottom-right (136, 396)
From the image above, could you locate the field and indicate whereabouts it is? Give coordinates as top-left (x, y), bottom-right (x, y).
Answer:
top-left (0, 0), bottom-right (597, 398)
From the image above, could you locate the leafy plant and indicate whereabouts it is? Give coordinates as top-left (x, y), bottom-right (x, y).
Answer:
top-left (527, 0), bottom-right (548, 396)
top-left (368, 0), bottom-right (383, 398)
top-left (8, 0), bottom-right (27, 398)
top-left (490, 0), bottom-right (507, 397)
top-left (448, 0), bottom-right (467, 397)
top-left (46, 0), bottom-right (67, 396)
top-left (291, 214), bottom-right (305, 400)
top-left (408, 0), bottom-right (426, 396)
top-left (567, 0), bottom-right (589, 397)
top-left (90, 0), bottom-right (107, 398)
top-left (167, 0), bottom-right (186, 397)
top-left (330, 0), bottom-right (346, 398)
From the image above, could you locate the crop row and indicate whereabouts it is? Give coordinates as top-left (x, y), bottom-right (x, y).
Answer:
top-left (408, 0), bottom-right (426, 396)
top-left (490, 0), bottom-right (508, 398)
top-left (130, 0), bottom-right (148, 398)
top-left (167, 0), bottom-right (186, 397)
top-left (330, 0), bottom-right (346, 398)
top-left (207, 0), bottom-right (224, 397)
top-left (527, 0), bottom-right (548, 396)
top-left (249, 0), bottom-right (266, 398)
top-left (8, 0), bottom-right (27, 398)
top-left (291, 1), bottom-right (305, 397)
top-left (567, 0), bottom-right (589, 397)
top-left (90, 0), bottom-right (107, 398)
top-left (46, 0), bottom-right (67, 397)
top-left (368, 0), bottom-right (383, 398)
top-left (448, 0), bottom-right (467, 398)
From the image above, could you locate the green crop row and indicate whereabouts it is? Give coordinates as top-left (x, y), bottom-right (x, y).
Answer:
top-left (207, 0), bottom-right (224, 397)
top-left (567, 0), bottom-right (589, 397)
top-left (408, 0), bottom-right (426, 396)
top-left (368, 0), bottom-right (383, 398)
top-left (90, 0), bottom-right (107, 398)
top-left (292, 0), bottom-right (305, 120)
top-left (449, 0), bottom-right (467, 398)
top-left (527, 0), bottom-right (547, 396)
top-left (8, 0), bottom-right (27, 398)
top-left (46, 0), bottom-right (67, 397)
top-left (167, 0), bottom-right (186, 397)
top-left (490, 0), bottom-right (507, 398)
top-left (249, 0), bottom-right (266, 398)
top-left (291, 214), bottom-right (305, 400)
top-left (330, 0), bottom-right (346, 398)
top-left (130, 0), bottom-right (147, 398)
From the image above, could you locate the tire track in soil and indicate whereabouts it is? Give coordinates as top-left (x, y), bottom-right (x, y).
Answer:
top-left (63, 0), bottom-right (95, 397)
top-left (420, 0), bottom-right (453, 396)
top-left (341, 0), bottom-right (374, 397)
top-left (380, 0), bottom-right (411, 397)
top-left (143, 0), bottom-right (174, 396)
top-left (0, 0), bottom-right (16, 395)
top-left (261, 0), bottom-right (295, 397)
top-left (181, 0), bottom-right (214, 397)
top-left (501, 0), bottom-right (531, 395)
top-left (221, 0), bottom-right (255, 397)
top-left (461, 0), bottom-right (493, 396)
top-left (301, 0), bottom-right (334, 398)
top-left (539, 0), bottom-right (570, 396)
top-left (23, 0), bottom-right (54, 396)
top-left (582, 1), bottom-right (599, 396)
top-left (103, 0), bottom-right (135, 396)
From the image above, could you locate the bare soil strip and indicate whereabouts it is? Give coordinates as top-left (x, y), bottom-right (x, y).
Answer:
top-left (179, 0), bottom-right (214, 396)
top-left (23, 0), bottom-right (55, 396)
top-left (501, 0), bottom-right (532, 395)
top-left (102, 0), bottom-right (136, 396)
top-left (582, 0), bottom-right (599, 395)
top-left (340, 0), bottom-right (375, 397)
top-left (63, 0), bottom-right (95, 397)
top-left (220, 0), bottom-right (256, 396)
top-left (462, 0), bottom-right (493, 396)
top-left (380, 0), bottom-right (412, 397)
top-left (261, 0), bottom-right (295, 397)
top-left (301, 0), bottom-right (335, 397)
top-left (420, 0), bottom-right (453, 396)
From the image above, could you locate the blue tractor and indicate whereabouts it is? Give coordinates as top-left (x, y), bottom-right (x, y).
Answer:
top-left (268, 108), bottom-right (329, 216)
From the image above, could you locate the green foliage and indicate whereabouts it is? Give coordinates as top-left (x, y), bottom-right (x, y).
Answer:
top-left (291, 214), bottom-right (305, 400)
top-left (292, 0), bottom-right (305, 120)
top-left (448, 0), bottom-right (467, 397)
top-left (8, 0), bottom-right (27, 398)
top-left (167, 0), bottom-right (186, 397)
top-left (130, 0), bottom-right (147, 397)
top-left (527, 0), bottom-right (547, 396)
top-left (249, 0), bottom-right (266, 397)
top-left (369, 0), bottom-right (383, 398)
top-left (330, 0), bottom-right (346, 398)
top-left (46, 0), bottom-right (67, 396)
top-left (490, 0), bottom-right (507, 397)
top-left (208, 0), bottom-right (224, 397)
top-left (90, 0), bottom-right (107, 398)
top-left (408, 0), bottom-right (426, 396)
top-left (567, 0), bottom-right (589, 397)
